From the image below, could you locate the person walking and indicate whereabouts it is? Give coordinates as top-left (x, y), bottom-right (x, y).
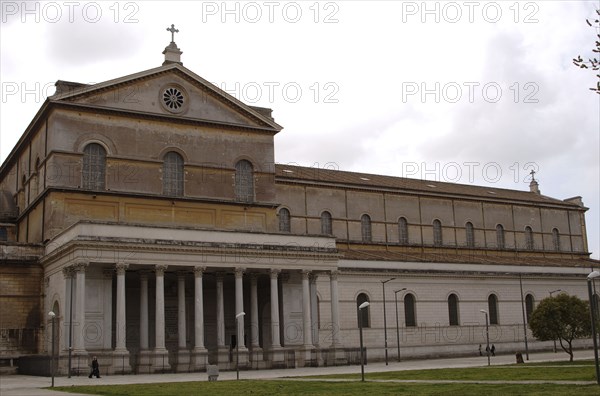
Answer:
top-left (88, 356), bottom-right (101, 378)
top-left (491, 344), bottom-right (496, 357)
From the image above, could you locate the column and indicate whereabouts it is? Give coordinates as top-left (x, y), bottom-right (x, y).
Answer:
top-left (139, 272), bottom-right (149, 351)
top-left (102, 270), bottom-right (113, 351)
top-left (216, 273), bottom-right (228, 366)
top-left (154, 265), bottom-right (167, 352)
top-left (115, 263), bottom-right (129, 352)
top-left (310, 273), bottom-right (319, 346)
top-left (250, 274), bottom-right (261, 351)
top-left (234, 268), bottom-right (247, 351)
top-left (153, 265), bottom-right (169, 372)
top-left (176, 271), bottom-right (190, 372)
top-left (113, 263), bottom-right (131, 373)
top-left (269, 269), bottom-right (281, 349)
top-left (193, 267), bottom-right (206, 351)
top-left (302, 270), bottom-right (313, 348)
top-left (73, 261), bottom-right (88, 355)
top-left (177, 272), bottom-right (187, 350)
top-left (138, 271), bottom-right (151, 373)
top-left (329, 271), bottom-right (341, 347)
top-left (62, 267), bottom-right (74, 354)
top-left (191, 266), bottom-right (207, 371)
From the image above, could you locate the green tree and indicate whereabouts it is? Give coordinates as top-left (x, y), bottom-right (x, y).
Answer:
top-left (529, 293), bottom-right (592, 362)
top-left (573, 9), bottom-right (600, 94)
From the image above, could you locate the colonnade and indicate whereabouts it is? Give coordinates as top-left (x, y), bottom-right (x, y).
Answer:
top-left (61, 262), bottom-right (342, 372)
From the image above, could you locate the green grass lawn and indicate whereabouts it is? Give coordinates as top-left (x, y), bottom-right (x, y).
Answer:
top-left (309, 360), bottom-right (598, 382)
top-left (52, 360), bottom-right (600, 396)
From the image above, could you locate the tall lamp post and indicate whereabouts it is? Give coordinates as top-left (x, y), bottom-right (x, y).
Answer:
top-left (48, 311), bottom-right (56, 387)
top-left (235, 312), bottom-right (245, 380)
top-left (518, 274), bottom-right (530, 360)
top-left (358, 301), bottom-right (370, 382)
top-left (394, 288), bottom-right (407, 362)
top-left (480, 309), bottom-right (490, 367)
top-left (587, 271), bottom-right (600, 385)
top-left (549, 289), bottom-right (562, 353)
top-left (381, 277), bottom-right (395, 365)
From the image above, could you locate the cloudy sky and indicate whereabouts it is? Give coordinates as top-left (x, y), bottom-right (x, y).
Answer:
top-left (1, 1), bottom-right (599, 258)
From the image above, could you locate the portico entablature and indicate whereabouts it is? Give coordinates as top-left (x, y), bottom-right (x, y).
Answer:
top-left (40, 221), bottom-right (339, 272)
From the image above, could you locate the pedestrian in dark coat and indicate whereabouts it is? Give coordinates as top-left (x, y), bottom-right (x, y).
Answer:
top-left (88, 356), bottom-right (101, 378)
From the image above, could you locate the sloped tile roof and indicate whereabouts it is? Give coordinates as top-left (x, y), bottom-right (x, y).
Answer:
top-left (275, 164), bottom-right (581, 208)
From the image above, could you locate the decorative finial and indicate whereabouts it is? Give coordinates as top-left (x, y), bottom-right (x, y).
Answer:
top-left (529, 169), bottom-right (540, 194)
top-left (162, 24), bottom-right (183, 66)
top-left (166, 24), bottom-right (179, 43)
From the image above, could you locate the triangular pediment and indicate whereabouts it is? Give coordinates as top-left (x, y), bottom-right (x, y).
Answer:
top-left (50, 63), bottom-right (282, 132)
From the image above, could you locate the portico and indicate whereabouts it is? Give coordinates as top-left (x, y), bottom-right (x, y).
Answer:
top-left (43, 222), bottom-right (341, 374)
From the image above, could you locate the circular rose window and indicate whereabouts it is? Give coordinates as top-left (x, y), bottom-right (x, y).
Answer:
top-left (160, 85), bottom-right (188, 114)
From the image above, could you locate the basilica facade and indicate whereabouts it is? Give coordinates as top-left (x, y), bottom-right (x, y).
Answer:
top-left (0, 39), bottom-right (597, 375)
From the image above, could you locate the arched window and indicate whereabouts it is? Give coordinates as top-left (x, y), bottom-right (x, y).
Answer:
top-left (321, 211), bottom-right (332, 235)
top-left (404, 293), bottom-right (416, 327)
top-left (356, 293), bottom-right (370, 328)
top-left (448, 293), bottom-right (459, 326)
top-left (361, 214), bottom-right (372, 242)
top-left (433, 219), bottom-right (443, 246)
top-left (0, 227), bottom-right (7, 242)
top-left (496, 224), bottom-right (505, 249)
top-left (488, 294), bottom-right (499, 325)
top-left (525, 294), bottom-right (534, 322)
top-left (82, 143), bottom-right (106, 190)
top-left (279, 208), bottom-right (290, 232)
top-left (398, 217), bottom-right (409, 245)
top-left (465, 222), bottom-right (475, 248)
top-left (552, 228), bottom-right (561, 251)
top-left (235, 160), bottom-right (254, 203)
top-left (163, 151), bottom-right (184, 196)
top-left (525, 226), bottom-right (534, 250)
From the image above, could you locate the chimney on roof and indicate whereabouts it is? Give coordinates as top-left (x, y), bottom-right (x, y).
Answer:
top-left (163, 24), bottom-right (183, 65)
top-left (529, 170), bottom-right (540, 194)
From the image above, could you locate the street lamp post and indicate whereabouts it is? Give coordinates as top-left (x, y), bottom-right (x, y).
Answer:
top-left (587, 271), bottom-right (600, 385)
top-left (358, 301), bottom-right (370, 382)
top-left (48, 311), bottom-right (56, 387)
top-left (480, 309), bottom-right (490, 367)
top-left (518, 274), bottom-right (530, 360)
top-left (549, 289), bottom-right (562, 353)
top-left (235, 312), bottom-right (245, 380)
top-left (381, 277), bottom-right (395, 365)
top-left (394, 288), bottom-right (407, 362)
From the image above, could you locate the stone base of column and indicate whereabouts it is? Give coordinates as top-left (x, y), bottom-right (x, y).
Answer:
top-left (152, 349), bottom-right (170, 373)
top-left (190, 348), bottom-right (208, 372)
top-left (326, 345), bottom-right (348, 366)
top-left (269, 346), bottom-right (286, 369)
top-left (216, 346), bottom-right (230, 369)
top-left (71, 351), bottom-right (89, 377)
top-left (111, 350), bottom-right (132, 374)
top-left (234, 347), bottom-right (249, 370)
top-left (137, 350), bottom-right (152, 374)
top-left (175, 349), bottom-right (191, 373)
top-left (297, 345), bottom-right (317, 367)
top-left (249, 347), bottom-right (263, 369)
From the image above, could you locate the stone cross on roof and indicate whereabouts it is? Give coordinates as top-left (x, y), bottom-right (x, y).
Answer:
top-left (167, 24), bottom-right (179, 43)
top-left (529, 169), bottom-right (536, 181)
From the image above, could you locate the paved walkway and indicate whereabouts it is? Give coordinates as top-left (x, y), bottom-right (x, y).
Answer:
top-left (0, 350), bottom-right (597, 395)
